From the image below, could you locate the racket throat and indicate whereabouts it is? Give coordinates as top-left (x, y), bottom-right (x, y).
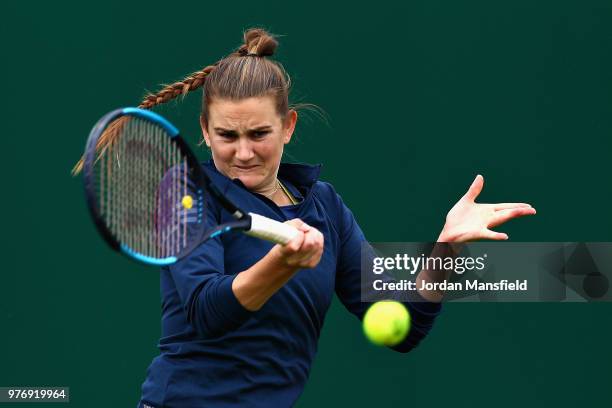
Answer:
top-left (204, 219), bottom-right (252, 240)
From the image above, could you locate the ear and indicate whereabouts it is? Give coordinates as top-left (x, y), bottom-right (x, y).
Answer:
top-left (200, 115), bottom-right (211, 147)
top-left (283, 110), bottom-right (298, 144)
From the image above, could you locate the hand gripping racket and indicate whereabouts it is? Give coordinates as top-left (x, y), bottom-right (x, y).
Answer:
top-left (82, 107), bottom-right (299, 265)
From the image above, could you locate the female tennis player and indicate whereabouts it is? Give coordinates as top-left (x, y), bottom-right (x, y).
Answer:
top-left (123, 29), bottom-right (536, 407)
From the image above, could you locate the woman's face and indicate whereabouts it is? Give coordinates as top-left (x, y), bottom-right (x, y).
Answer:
top-left (201, 96), bottom-right (297, 192)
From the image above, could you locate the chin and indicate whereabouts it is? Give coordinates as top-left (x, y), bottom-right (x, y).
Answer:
top-left (233, 173), bottom-right (263, 189)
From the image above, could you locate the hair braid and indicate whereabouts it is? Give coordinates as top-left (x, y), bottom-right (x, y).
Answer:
top-left (73, 27), bottom-right (292, 176)
top-left (71, 65), bottom-right (216, 175)
top-left (139, 65), bottom-right (216, 109)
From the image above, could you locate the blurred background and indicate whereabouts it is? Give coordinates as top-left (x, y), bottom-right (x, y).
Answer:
top-left (1, 0), bottom-right (611, 406)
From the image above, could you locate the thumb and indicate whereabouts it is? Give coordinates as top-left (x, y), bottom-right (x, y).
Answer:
top-left (463, 174), bottom-right (484, 202)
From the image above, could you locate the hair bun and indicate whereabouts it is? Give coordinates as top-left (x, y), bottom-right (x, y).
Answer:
top-left (239, 28), bottom-right (278, 57)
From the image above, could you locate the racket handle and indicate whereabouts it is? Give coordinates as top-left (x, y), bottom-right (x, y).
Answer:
top-left (246, 213), bottom-right (300, 245)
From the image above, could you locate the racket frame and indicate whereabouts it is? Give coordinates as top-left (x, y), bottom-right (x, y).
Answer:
top-left (83, 107), bottom-right (297, 266)
top-left (84, 108), bottom-right (250, 265)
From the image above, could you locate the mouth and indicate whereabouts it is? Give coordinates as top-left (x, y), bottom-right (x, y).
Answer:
top-left (232, 164), bottom-right (260, 171)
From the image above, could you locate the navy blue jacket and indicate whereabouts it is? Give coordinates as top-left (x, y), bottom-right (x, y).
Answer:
top-left (139, 162), bottom-right (441, 408)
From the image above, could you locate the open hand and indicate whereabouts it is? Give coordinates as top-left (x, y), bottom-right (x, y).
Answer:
top-left (439, 175), bottom-right (536, 242)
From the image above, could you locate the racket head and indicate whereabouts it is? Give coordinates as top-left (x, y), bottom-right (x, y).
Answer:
top-left (82, 107), bottom-right (211, 265)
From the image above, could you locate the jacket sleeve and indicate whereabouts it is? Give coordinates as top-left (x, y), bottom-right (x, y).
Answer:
top-left (333, 191), bottom-right (442, 353)
top-left (164, 203), bottom-right (253, 339)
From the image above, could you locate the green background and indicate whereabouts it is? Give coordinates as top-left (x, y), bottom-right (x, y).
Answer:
top-left (2, 0), bottom-right (612, 406)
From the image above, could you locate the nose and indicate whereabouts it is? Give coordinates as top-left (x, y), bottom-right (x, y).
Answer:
top-left (235, 137), bottom-right (255, 162)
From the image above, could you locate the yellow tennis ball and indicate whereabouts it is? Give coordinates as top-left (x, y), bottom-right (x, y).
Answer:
top-left (181, 195), bottom-right (194, 209)
top-left (363, 301), bottom-right (411, 346)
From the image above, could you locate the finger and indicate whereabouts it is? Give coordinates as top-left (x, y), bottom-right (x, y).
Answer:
top-left (295, 245), bottom-right (323, 268)
top-left (293, 230), bottom-right (324, 267)
top-left (493, 203), bottom-right (533, 211)
top-left (482, 229), bottom-right (508, 240)
top-left (309, 238), bottom-right (325, 267)
top-left (306, 230), bottom-right (324, 257)
top-left (299, 229), bottom-right (318, 253)
top-left (285, 218), bottom-right (305, 229)
top-left (288, 249), bottom-right (318, 267)
top-left (317, 229), bottom-right (325, 248)
top-left (305, 252), bottom-right (323, 268)
top-left (298, 222), bottom-right (312, 233)
top-left (304, 229), bottom-right (324, 254)
top-left (281, 230), bottom-right (305, 254)
top-left (488, 207), bottom-right (537, 228)
top-left (463, 174), bottom-right (484, 202)
top-left (307, 232), bottom-right (325, 267)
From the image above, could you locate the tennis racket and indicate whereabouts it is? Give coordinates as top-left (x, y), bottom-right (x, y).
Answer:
top-left (82, 107), bottom-right (299, 266)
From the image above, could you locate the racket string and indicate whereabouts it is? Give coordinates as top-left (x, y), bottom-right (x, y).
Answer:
top-left (94, 116), bottom-right (198, 259)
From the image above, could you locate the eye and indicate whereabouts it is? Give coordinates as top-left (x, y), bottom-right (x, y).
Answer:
top-left (252, 130), bottom-right (270, 138)
top-left (218, 131), bottom-right (237, 140)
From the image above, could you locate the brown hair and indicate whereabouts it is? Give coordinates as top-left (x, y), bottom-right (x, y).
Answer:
top-left (72, 28), bottom-right (291, 174)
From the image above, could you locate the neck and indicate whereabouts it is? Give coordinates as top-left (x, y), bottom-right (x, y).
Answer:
top-left (256, 178), bottom-right (294, 206)
top-left (257, 178), bottom-right (280, 198)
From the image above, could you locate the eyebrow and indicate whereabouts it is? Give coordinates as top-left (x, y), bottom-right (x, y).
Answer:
top-left (213, 125), bottom-right (272, 133)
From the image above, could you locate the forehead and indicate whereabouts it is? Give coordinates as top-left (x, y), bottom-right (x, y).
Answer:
top-left (208, 96), bottom-right (280, 128)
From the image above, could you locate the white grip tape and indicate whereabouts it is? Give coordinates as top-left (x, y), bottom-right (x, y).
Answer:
top-left (245, 213), bottom-right (300, 244)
